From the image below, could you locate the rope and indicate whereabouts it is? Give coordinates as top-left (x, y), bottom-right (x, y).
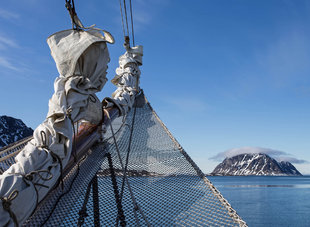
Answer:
top-left (92, 174), bottom-right (100, 227)
top-left (118, 0), bottom-right (126, 38)
top-left (40, 155), bottom-right (87, 226)
top-left (106, 152), bottom-right (126, 227)
top-left (122, 0), bottom-right (130, 39)
top-left (1, 190), bottom-right (19, 227)
top-left (104, 107), bottom-right (150, 227)
top-left (40, 131), bottom-right (64, 190)
top-left (66, 108), bottom-right (77, 162)
top-left (146, 99), bottom-right (248, 227)
top-left (129, 0), bottom-right (135, 46)
top-left (119, 99), bottom-right (137, 204)
top-left (22, 169), bottom-right (53, 208)
top-left (104, 109), bottom-right (139, 226)
top-left (77, 176), bottom-right (93, 227)
top-left (119, 0), bottom-right (136, 47)
top-left (65, 0), bottom-right (81, 30)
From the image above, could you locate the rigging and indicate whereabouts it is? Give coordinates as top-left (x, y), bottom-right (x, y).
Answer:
top-left (119, 0), bottom-right (136, 47)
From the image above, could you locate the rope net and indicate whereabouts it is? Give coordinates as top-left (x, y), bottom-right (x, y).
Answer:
top-left (10, 96), bottom-right (246, 226)
top-left (0, 136), bottom-right (32, 174)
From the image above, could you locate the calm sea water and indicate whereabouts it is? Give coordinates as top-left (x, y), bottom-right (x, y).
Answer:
top-left (208, 176), bottom-right (310, 227)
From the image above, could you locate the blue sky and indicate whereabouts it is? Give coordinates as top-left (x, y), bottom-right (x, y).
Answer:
top-left (0, 0), bottom-right (310, 174)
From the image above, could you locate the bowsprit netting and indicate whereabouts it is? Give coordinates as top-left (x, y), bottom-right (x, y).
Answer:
top-left (23, 96), bottom-right (246, 226)
top-left (0, 136), bottom-right (32, 174)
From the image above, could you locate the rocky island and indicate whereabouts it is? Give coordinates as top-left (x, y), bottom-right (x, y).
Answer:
top-left (0, 115), bottom-right (33, 148)
top-left (211, 153), bottom-right (302, 176)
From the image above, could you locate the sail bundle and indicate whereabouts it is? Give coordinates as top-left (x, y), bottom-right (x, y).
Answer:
top-left (0, 27), bottom-right (143, 226)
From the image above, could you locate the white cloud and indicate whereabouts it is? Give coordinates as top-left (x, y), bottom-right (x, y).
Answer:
top-left (210, 147), bottom-right (287, 161)
top-left (277, 156), bottom-right (308, 164)
top-left (210, 146), bottom-right (309, 165)
top-left (0, 56), bottom-right (19, 71)
top-left (0, 8), bottom-right (19, 20)
top-left (256, 30), bottom-right (310, 87)
top-left (0, 34), bottom-right (19, 49)
top-left (121, 0), bottom-right (170, 31)
top-left (163, 96), bottom-right (208, 113)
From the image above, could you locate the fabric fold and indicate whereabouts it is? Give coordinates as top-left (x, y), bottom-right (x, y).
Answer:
top-left (0, 29), bottom-right (111, 226)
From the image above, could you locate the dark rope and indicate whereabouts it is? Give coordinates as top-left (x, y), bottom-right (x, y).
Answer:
top-left (65, 0), bottom-right (80, 30)
top-left (66, 109), bottom-right (77, 162)
top-left (106, 152), bottom-right (126, 227)
top-left (1, 190), bottom-right (19, 227)
top-left (118, 0), bottom-right (126, 38)
top-left (119, 98), bottom-right (137, 203)
top-left (49, 152), bottom-right (64, 190)
top-left (40, 131), bottom-right (64, 190)
top-left (122, 0), bottom-right (130, 39)
top-left (129, 0), bottom-right (135, 46)
top-left (77, 177), bottom-right (93, 227)
top-left (89, 94), bottom-right (97, 103)
top-left (105, 96), bottom-right (150, 226)
top-left (22, 169), bottom-right (53, 208)
top-left (92, 175), bottom-right (100, 227)
top-left (40, 155), bottom-right (86, 227)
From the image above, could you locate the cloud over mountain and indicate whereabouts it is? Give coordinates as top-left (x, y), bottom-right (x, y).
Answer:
top-left (210, 146), bottom-right (308, 164)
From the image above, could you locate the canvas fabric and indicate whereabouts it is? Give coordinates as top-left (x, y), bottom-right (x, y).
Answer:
top-left (0, 29), bottom-right (111, 226)
top-left (106, 45), bottom-right (143, 115)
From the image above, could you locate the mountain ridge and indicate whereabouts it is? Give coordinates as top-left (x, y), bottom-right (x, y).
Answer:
top-left (0, 115), bottom-right (33, 148)
top-left (211, 153), bottom-right (302, 176)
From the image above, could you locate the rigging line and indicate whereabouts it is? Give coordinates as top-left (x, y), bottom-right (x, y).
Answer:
top-left (117, 98), bottom-right (151, 227)
top-left (71, 0), bottom-right (76, 13)
top-left (104, 109), bottom-right (141, 226)
top-left (118, 0), bottom-right (126, 38)
top-left (119, 99), bottom-right (137, 203)
top-left (40, 155), bottom-right (87, 226)
top-left (123, 0), bottom-right (130, 38)
top-left (105, 109), bottom-right (150, 227)
top-left (129, 0), bottom-right (135, 46)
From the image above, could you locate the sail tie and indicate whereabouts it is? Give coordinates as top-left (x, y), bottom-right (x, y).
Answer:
top-left (1, 190), bottom-right (19, 227)
top-left (40, 131), bottom-right (64, 190)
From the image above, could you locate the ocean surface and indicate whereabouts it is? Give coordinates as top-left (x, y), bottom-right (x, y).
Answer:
top-left (208, 176), bottom-right (310, 227)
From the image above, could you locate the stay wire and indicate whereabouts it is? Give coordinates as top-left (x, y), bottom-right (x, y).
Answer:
top-left (104, 109), bottom-right (140, 226)
top-left (119, 100), bottom-right (137, 204)
top-left (129, 0), bottom-right (135, 46)
top-left (119, 0), bottom-right (136, 47)
top-left (122, 0), bottom-right (130, 39)
top-left (118, 0), bottom-right (126, 38)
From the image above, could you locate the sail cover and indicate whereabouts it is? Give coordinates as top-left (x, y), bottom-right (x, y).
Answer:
top-left (0, 28), bottom-right (115, 226)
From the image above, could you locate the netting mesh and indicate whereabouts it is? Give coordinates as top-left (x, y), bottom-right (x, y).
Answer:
top-left (21, 99), bottom-right (245, 226)
top-left (0, 136), bottom-right (32, 174)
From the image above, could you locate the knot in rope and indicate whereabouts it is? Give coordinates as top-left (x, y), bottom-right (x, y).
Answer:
top-left (1, 190), bottom-right (19, 226)
top-left (66, 108), bottom-right (77, 162)
top-left (40, 131), bottom-right (49, 150)
top-left (66, 108), bottom-right (73, 119)
top-left (39, 130), bottom-right (65, 190)
top-left (65, 0), bottom-right (82, 30)
top-left (1, 190), bottom-right (18, 210)
top-left (24, 169), bottom-right (53, 184)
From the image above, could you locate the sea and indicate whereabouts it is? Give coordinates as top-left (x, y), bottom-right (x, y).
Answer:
top-left (208, 176), bottom-right (310, 227)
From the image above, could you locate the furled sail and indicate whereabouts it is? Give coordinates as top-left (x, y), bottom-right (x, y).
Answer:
top-left (0, 28), bottom-right (143, 226)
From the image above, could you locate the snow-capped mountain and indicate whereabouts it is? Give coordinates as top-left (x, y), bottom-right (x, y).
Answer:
top-left (0, 115), bottom-right (33, 148)
top-left (211, 153), bottom-right (302, 176)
